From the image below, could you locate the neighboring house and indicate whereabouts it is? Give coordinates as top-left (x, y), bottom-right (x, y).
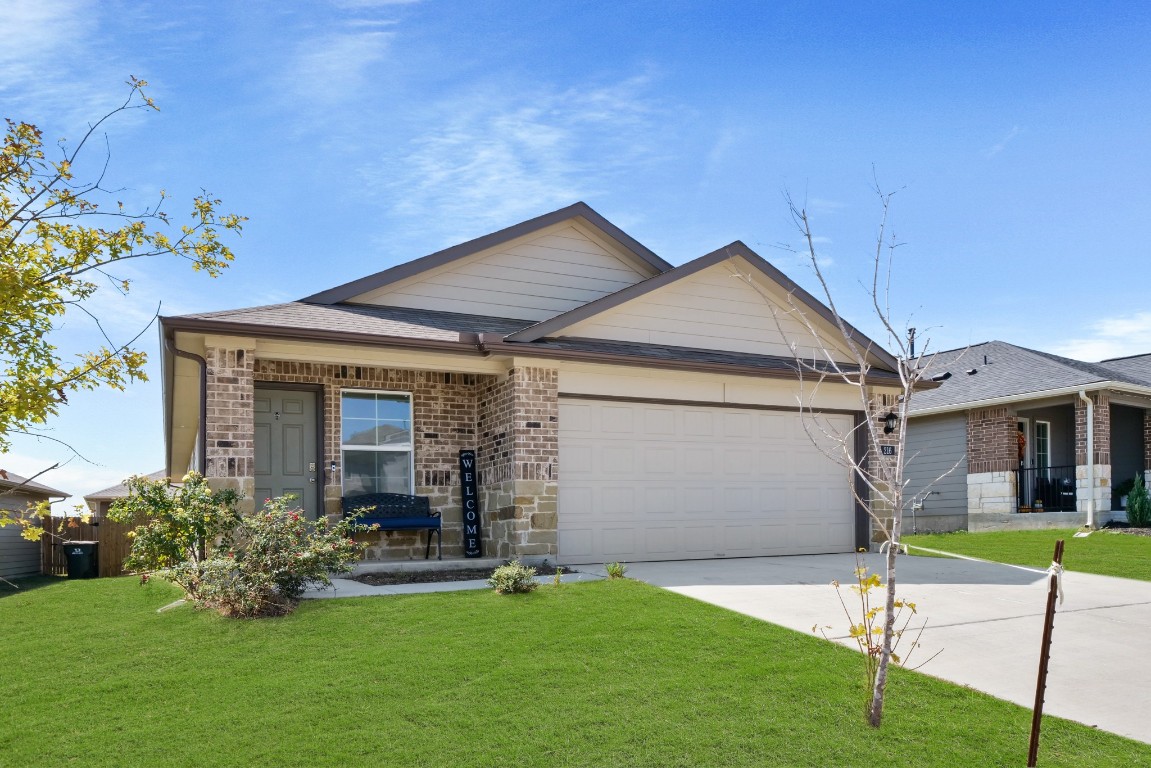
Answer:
top-left (160, 202), bottom-right (901, 564)
top-left (906, 340), bottom-right (1151, 532)
top-left (0, 471), bottom-right (70, 579)
top-left (84, 471), bottom-right (168, 518)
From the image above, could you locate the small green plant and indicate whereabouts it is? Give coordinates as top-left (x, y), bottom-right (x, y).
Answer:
top-left (488, 560), bottom-right (538, 594)
top-left (604, 562), bottom-right (627, 579)
top-left (1127, 474), bottom-right (1151, 528)
top-left (553, 565), bottom-right (563, 587)
top-left (814, 555), bottom-right (933, 719)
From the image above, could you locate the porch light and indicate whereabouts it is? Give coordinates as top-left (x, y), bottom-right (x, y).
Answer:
top-left (882, 411), bottom-right (898, 434)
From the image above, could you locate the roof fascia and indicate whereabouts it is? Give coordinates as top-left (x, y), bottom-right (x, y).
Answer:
top-left (478, 335), bottom-right (904, 385)
top-left (505, 241), bottom-right (901, 374)
top-left (301, 202), bottom-right (670, 304)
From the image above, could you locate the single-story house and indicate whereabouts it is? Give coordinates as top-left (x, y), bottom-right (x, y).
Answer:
top-left (0, 471), bottom-right (70, 579)
top-left (84, 470), bottom-right (168, 518)
top-left (906, 340), bottom-right (1151, 532)
top-left (160, 202), bottom-right (902, 564)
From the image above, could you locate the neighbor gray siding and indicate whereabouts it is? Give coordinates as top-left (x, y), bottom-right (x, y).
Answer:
top-left (0, 508), bottom-right (39, 578)
top-left (904, 413), bottom-right (968, 533)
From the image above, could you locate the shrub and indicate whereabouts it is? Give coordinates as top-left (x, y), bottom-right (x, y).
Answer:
top-left (488, 560), bottom-right (538, 594)
top-left (1127, 474), bottom-right (1151, 528)
top-left (111, 473), bottom-right (362, 617)
top-left (605, 562), bottom-right (628, 579)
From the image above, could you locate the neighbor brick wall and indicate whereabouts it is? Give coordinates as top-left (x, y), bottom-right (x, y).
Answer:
top-left (1074, 391), bottom-right (1111, 466)
top-left (967, 406), bottom-right (1017, 474)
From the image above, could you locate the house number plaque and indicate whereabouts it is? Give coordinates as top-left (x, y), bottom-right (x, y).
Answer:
top-left (459, 449), bottom-right (482, 558)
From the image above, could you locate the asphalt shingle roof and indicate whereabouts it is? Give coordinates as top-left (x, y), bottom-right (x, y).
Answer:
top-left (175, 302), bottom-right (535, 341)
top-left (911, 340), bottom-right (1151, 413)
top-left (84, 470), bottom-right (170, 502)
top-left (0, 470), bottom-right (69, 498)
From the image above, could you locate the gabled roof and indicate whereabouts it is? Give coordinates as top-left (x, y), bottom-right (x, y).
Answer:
top-left (504, 240), bottom-right (901, 373)
top-left (85, 470), bottom-right (169, 503)
top-left (301, 202), bottom-right (672, 305)
top-left (910, 340), bottom-right (1151, 414)
top-left (0, 470), bottom-right (69, 499)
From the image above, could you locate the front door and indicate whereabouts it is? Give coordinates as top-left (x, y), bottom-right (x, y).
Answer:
top-left (254, 388), bottom-right (319, 518)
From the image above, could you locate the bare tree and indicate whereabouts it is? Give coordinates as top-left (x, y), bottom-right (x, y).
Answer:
top-left (732, 184), bottom-right (957, 727)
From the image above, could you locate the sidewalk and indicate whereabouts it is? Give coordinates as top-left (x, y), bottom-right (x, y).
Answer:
top-left (302, 568), bottom-right (602, 599)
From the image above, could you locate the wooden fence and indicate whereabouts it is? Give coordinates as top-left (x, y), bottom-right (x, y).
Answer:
top-left (41, 517), bottom-right (136, 578)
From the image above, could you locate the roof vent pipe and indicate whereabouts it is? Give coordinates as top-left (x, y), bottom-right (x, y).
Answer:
top-left (1078, 389), bottom-right (1095, 529)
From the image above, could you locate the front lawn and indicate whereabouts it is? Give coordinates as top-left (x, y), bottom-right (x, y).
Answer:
top-left (1, 577), bottom-right (1148, 767)
top-left (904, 528), bottom-right (1151, 581)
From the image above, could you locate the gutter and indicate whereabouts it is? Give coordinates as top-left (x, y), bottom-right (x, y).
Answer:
top-left (163, 330), bottom-right (207, 478)
top-left (1079, 389), bottom-right (1095, 529)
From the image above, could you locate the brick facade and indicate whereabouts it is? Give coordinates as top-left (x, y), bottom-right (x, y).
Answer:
top-left (967, 406), bottom-right (1017, 474)
top-left (200, 347), bottom-right (560, 562)
top-left (204, 345), bottom-right (257, 510)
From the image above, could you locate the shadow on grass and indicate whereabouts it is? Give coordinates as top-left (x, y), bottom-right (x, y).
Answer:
top-left (0, 574), bottom-right (66, 598)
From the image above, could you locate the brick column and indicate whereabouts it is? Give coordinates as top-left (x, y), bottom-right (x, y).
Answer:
top-left (204, 344), bottom-right (256, 512)
top-left (1143, 410), bottom-right (1151, 489)
top-left (1074, 391), bottom-right (1111, 518)
top-left (866, 392), bottom-right (900, 542)
top-left (479, 365), bottom-right (559, 560)
top-left (965, 406), bottom-right (1018, 516)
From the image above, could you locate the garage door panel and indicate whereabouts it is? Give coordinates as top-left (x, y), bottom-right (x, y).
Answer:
top-left (558, 400), bottom-right (856, 564)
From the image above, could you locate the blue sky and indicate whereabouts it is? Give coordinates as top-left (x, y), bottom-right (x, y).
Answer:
top-left (4, 0), bottom-right (1150, 501)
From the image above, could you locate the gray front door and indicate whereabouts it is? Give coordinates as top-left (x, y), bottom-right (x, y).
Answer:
top-left (254, 388), bottom-right (319, 518)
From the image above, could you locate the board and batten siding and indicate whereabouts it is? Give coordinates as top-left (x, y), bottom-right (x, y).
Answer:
top-left (0, 496), bottom-right (40, 578)
top-left (904, 413), bottom-right (968, 533)
top-left (557, 262), bottom-right (857, 364)
top-left (350, 223), bottom-right (653, 321)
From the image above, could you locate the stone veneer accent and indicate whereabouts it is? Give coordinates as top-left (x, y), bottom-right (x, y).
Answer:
top-left (866, 392), bottom-right (900, 542)
top-left (967, 406), bottom-right (1017, 474)
top-left (477, 366), bottom-right (559, 560)
top-left (967, 470), bottom-right (1016, 515)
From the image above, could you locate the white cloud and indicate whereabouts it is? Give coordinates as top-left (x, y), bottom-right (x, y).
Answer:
top-left (367, 74), bottom-right (666, 243)
top-left (1049, 312), bottom-right (1151, 361)
top-left (985, 125), bottom-right (1023, 158)
top-left (287, 29), bottom-right (396, 106)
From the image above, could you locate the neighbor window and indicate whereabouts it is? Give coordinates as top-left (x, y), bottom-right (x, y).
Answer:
top-left (1035, 421), bottom-right (1051, 474)
top-left (341, 391), bottom-right (413, 496)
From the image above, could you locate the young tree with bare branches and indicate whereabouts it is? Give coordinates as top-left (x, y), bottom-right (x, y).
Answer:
top-left (733, 185), bottom-right (954, 727)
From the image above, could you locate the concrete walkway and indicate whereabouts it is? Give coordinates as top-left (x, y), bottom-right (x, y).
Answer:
top-left (301, 568), bottom-right (601, 598)
top-left (622, 553), bottom-right (1151, 745)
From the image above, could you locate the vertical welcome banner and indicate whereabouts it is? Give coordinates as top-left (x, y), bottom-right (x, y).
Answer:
top-left (459, 449), bottom-right (482, 558)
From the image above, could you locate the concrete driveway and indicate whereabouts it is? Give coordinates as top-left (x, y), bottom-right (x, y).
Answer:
top-left (615, 553), bottom-right (1151, 744)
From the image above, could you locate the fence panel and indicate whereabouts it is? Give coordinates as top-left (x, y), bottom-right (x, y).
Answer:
top-left (40, 517), bottom-right (135, 577)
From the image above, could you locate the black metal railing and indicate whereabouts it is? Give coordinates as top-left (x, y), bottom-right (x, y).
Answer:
top-left (1017, 465), bottom-right (1077, 512)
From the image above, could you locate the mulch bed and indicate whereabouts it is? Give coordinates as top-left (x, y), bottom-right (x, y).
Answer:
top-left (1101, 523), bottom-right (1151, 537)
top-left (350, 563), bottom-right (571, 586)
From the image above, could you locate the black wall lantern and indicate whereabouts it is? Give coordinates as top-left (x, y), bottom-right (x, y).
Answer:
top-left (882, 411), bottom-right (898, 434)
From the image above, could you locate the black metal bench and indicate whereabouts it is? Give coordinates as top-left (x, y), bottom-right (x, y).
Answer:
top-left (342, 493), bottom-right (442, 560)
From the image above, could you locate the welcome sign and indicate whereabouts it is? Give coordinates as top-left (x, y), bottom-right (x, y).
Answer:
top-left (459, 449), bottom-right (482, 558)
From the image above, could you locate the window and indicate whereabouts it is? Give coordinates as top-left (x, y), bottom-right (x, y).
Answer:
top-left (341, 391), bottom-right (413, 496)
top-left (1035, 421), bottom-right (1051, 474)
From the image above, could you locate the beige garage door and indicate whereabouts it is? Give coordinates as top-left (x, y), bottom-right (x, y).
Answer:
top-left (557, 399), bottom-right (857, 564)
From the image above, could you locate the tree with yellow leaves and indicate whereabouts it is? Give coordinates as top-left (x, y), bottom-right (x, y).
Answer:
top-left (0, 77), bottom-right (244, 537)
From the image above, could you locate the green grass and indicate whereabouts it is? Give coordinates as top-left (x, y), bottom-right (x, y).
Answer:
top-left (2, 577), bottom-right (1149, 767)
top-left (904, 528), bottom-right (1151, 581)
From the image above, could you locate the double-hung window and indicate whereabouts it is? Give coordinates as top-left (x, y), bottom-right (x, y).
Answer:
top-left (341, 390), bottom-right (413, 495)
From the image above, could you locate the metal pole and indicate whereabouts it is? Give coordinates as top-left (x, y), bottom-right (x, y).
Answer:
top-left (1027, 539), bottom-right (1064, 767)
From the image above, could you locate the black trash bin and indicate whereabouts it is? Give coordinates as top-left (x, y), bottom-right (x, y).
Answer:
top-left (62, 541), bottom-right (99, 579)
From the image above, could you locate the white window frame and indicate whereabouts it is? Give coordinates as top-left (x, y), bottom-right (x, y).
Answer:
top-left (340, 389), bottom-right (415, 495)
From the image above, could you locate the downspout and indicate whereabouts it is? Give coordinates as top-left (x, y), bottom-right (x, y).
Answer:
top-left (165, 334), bottom-right (208, 477)
top-left (1078, 390), bottom-right (1095, 529)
